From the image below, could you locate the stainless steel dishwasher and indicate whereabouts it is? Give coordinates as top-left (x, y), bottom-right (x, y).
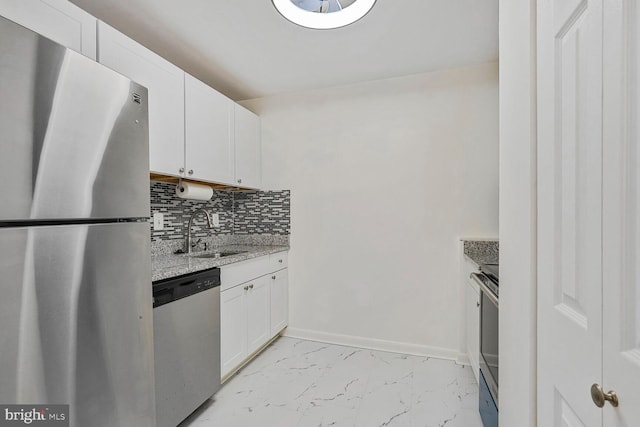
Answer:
top-left (152, 268), bottom-right (221, 427)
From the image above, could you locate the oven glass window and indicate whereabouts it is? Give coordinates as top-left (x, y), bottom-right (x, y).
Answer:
top-left (481, 292), bottom-right (499, 385)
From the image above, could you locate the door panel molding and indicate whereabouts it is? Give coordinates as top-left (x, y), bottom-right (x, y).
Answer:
top-left (538, 0), bottom-right (604, 425)
top-left (555, 388), bottom-right (588, 427)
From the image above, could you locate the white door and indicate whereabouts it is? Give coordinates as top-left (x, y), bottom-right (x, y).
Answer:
top-left (270, 269), bottom-right (288, 336)
top-left (246, 276), bottom-right (270, 354)
top-left (234, 104), bottom-right (261, 189)
top-left (220, 285), bottom-right (247, 378)
top-left (537, 0), bottom-right (604, 425)
top-left (97, 21), bottom-right (185, 178)
top-left (602, 1), bottom-right (640, 424)
top-left (184, 73), bottom-right (234, 185)
top-left (0, 0), bottom-right (96, 59)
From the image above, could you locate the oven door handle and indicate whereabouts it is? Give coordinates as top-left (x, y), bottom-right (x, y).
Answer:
top-left (470, 273), bottom-right (499, 307)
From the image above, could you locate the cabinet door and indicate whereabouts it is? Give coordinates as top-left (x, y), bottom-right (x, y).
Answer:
top-left (221, 285), bottom-right (247, 378)
top-left (234, 104), bottom-right (261, 189)
top-left (97, 21), bottom-right (185, 178)
top-left (270, 269), bottom-right (288, 337)
top-left (0, 0), bottom-right (96, 59)
top-left (184, 74), bottom-right (234, 184)
top-left (466, 279), bottom-right (480, 384)
top-left (246, 276), bottom-right (270, 355)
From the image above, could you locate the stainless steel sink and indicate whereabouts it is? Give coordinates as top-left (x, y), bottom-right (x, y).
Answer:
top-left (191, 251), bottom-right (247, 259)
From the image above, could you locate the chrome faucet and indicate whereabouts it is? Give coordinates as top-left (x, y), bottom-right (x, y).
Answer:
top-left (185, 208), bottom-right (214, 254)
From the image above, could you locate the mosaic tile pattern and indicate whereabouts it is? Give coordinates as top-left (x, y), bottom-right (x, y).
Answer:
top-left (234, 190), bottom-right (291, 235)
top-left (149, 182), bottom-right (290, 243)
top-left (149, 182), bottom-right (233, 242)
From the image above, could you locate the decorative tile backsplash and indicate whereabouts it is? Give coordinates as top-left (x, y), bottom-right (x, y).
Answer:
top-left (234, 191), bottom-right (291, 235)
top-left (149, 181), bottom-right (290, 243)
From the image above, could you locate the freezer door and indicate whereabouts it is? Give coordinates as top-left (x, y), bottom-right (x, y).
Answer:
top-left (0, 15), bottom-right (150, 221)
top-left (0, 223), bottom-right (155, 427)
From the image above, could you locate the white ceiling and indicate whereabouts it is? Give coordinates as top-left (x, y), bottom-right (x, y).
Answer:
top-left (69, 0), bottom-right (498, 101)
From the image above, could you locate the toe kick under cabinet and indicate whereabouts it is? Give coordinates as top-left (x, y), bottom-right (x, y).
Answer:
top-left (220, 251), bottom-right (288, 379)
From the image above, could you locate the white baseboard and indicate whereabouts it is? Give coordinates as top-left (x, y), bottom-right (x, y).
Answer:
top-left (282, 327), bottom-right (465, 363)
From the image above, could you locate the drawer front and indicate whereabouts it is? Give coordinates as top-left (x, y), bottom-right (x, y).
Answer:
top-left (221, 255), bottom-right (270, 291)
top-left (269, 251), bottom-right (288, 271)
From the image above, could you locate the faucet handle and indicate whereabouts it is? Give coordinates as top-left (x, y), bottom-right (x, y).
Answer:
top-left (191, 238), bottom-right (202, 248)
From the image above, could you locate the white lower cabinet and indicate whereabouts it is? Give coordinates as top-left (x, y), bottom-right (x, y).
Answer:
top-left (220, 284), bottom-right (247, 377)
top-left (220, 252), bottom-right (289, 379)
top-left (220, 276), bottom-right (270, 377)
top-left (246, 276), bottom-right (270, 355)
top-left (270, 269), bottom-right (288, 337)
top-left (466, 275), bottom-right (480, 383)
top-left (460, 249), bottom-right (481, 385)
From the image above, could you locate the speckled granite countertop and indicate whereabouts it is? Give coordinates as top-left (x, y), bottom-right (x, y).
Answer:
top-left (151, 245), bottom-right (289, 282)
top-left (461, 239), bottom-right (499, 266)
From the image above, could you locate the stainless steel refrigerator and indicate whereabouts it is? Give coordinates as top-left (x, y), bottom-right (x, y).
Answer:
top-left (0, 16), bottom-right (155, 426)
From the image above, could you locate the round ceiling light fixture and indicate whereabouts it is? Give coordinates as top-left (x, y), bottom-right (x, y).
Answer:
top-left (272, 0), bottom-right (377, 30)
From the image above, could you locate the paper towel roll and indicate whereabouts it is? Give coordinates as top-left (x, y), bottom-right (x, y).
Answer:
top-left (175, 182), bottom-right (213, 201)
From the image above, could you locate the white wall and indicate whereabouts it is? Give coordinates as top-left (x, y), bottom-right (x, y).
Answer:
top-left (499, 0), bottom-right (537, 425)
top-left (243, 62), bottom-right (498, 358)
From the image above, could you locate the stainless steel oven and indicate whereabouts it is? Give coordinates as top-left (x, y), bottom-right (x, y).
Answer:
top-left (471, 264), bottom-right (499, 427)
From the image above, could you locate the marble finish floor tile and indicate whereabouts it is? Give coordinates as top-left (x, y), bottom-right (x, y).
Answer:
top-left (181, 337), bottom-right (483, 427)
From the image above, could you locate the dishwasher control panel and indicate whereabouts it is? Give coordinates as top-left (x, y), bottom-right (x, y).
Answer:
top-left (152, 268), bottom-right (221, 308)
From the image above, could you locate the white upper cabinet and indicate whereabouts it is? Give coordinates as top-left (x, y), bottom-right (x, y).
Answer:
top-left (234, 104), bottom-right (262, 189)
top-left (97, 21), bottom-right (185, 178)
top-left (184, 74), bottom-right (234, 184)
top-left (0, 0), bottom-right (96, 59)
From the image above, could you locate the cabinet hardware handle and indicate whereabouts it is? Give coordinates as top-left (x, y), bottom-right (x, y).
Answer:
top-left (591, 384), bottom-right (619, 408)
top-left (477, 302), bottom-right (480, 308)
top-left (249, 284), bottom-right (254, 289)
top-left (279, 259), bottom-right (283, 263)
top-left (237, 178), bottom-right (242, 184)
top-left (244, 286), bottom-right (249, 291)
top-left (272, 275), bottom-right (276, 280)
top-left (179, 167), bottom-right (185, 173)
top-left (188, 169), bottom-right (194, 175)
